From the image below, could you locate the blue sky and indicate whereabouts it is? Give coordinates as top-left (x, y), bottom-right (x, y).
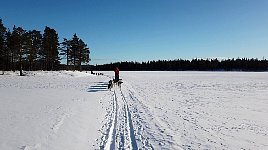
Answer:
top-left (1, 0), bottom-right (268, 64)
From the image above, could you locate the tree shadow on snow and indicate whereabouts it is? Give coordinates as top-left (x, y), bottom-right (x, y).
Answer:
top-left (87, 82), bottom-right (108, 92)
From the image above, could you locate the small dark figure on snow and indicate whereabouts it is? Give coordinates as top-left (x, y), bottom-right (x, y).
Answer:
top-left (108, 80), bottom-right (113, 89)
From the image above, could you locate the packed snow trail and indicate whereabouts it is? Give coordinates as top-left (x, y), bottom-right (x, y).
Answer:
top-left (101, 87), bottom-right (137, 150)
top-left (98, 81), bottom-right (182, 150)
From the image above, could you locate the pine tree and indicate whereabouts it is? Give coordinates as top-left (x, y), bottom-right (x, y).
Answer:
top-left (60, 38), bottom-right (71, 69)
top-left (5, 30), bottom-right (12, 71)
top-left (0, 19), bottom-right (7, 72)
top-left (43, 26), bottom-right (60, 70)
top-left (26, 30), bottom-right (42, 70)
top-left (10, 26), bottom-right (27, 76)
top-left (68, 34), bottom-right (90, 71)
top-left (70, 33), bottom-right (79, 70)
top-left (78, 39), bottom-right (90, 71)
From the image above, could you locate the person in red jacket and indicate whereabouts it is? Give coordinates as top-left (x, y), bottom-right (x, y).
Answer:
top-left (114, 67), bottom-right (119, 82)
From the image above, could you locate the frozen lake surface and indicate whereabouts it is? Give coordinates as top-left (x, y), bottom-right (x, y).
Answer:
top-left (0, 71), bottom-right (268, 149)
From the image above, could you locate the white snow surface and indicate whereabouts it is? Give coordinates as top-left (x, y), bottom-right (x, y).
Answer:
top-left (1, 71), bottom-right (268, 150)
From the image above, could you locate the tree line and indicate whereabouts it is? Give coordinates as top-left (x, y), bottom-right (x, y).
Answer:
top-left (1, 18), bottom-right (267, 73)
top-left (0, 18), bottom-right (90, 75)
top-left (94, 58), bottom-right (268, 71)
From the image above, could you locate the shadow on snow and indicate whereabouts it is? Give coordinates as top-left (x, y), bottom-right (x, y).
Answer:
top-left (88, 82), bottom-right (108, 92)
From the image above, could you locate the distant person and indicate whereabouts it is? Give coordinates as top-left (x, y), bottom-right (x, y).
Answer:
top-left (114, 67), bottom-right (119, 82)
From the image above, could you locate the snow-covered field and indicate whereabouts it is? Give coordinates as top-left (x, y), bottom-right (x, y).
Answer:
top-left (0, 71), bottom-right (268, 150)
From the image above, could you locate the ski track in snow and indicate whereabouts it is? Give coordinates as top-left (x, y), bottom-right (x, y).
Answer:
top-left (98, 82), bottom-right (182, 149)
top-left (99, 88), bottom-right (138, 150)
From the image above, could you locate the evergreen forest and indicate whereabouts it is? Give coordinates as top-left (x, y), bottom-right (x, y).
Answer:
top-left (0, 19), bottom-right (90, 75)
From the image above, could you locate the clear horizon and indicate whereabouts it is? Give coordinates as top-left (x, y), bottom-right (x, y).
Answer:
top-left (1, 0), bottom-right (268, 65)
